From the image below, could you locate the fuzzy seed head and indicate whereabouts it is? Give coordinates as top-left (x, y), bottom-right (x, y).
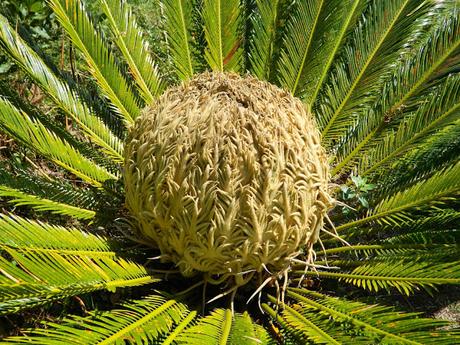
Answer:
top-left (124, 72), bottom-right (332, 285)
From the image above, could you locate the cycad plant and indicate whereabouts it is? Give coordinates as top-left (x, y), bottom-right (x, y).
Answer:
top-left (0, 0), bottom-right (459, 343)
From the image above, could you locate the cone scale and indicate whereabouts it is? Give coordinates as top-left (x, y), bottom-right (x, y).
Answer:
top-left (124, 72), bottom-right (332, 286)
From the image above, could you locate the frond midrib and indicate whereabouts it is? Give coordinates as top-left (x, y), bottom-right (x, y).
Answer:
top-left (97, 299), bottom-right (176, 345)
top-left (287, 290), bottom-right (423, 345)
top-left (101, 0), bottom-right (156, 103)
top-left (336, 183), bottom-right (460, 232)
top-left (296, 270), bottom-right (460, 284)
top-left (321, 0), bottom-right (412, 139)
top-left (290, 0), bottom-right (324, 95)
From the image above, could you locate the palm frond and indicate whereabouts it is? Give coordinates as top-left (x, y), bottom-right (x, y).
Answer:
top-left (379, 120), bottom-right (460, 192)
top-left (334, 208), bottom-right (460, 243)
top-left (0, 214), bottom-right (157, 315)
top-left (48, 0), bottom-right (141, 124)
top-left (336, 160), bottom-right (460, 232)
top-left (100, 0), bottom-right (165, 103)
top-left (177, 308), bottom-right (272, 344)
top-left (0, 164), bottom-right (104, 211)
top-left (308, 0), bottom-right (365, 105)
top-left (0, 14), bottom-right (124, 162)
top-left (202, 0), bottom-right (243, 72)
top-left (338, 74), bottom-right (460, 176)
top-left (162, 0), bottom-right (199, 80)
top-left (295, 258), bottom-right (460, 295)
top-left (381, 6), bottom-right (460, 115)
top-left (4, 294), bottom-right (189, 344)
top-left (0, 186), bottom-right (95, 220)
top-left (263, 299), bottom-right (349, 344)
top-left (323, 240), bottom-right (459, 258)
top-left (284, 289), bottom-right (459, 344)
top-left (334, 7), bottom-right (460, 175)
top-left (385, 225), bottom-right (460, 245)
top-left (316, 0), bottom-right (430, 147)
top-left (0, 97), bottom-right (116, 187)
top-left (276, 0), bottom-right (323, 97)
top-left (248, 0), bottom-right (288, 81)
top-left (276, 0), bottom-right (366, 102)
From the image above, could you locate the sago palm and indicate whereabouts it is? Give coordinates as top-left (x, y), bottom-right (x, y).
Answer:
top-left (0, 0), bottom-right (459, 343)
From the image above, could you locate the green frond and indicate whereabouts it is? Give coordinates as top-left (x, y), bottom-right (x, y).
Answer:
top-left (336, 161), bottom-right (460, 232)
top-left (385, 226), bottom-right (460, 245)
top-left (295, 259), bottom-right (460, 295)
top-left (284, 289), bottom-right (459, 344)
top-left (248, 0), bottom-right (288, 81)
top-left (0, 164), bottom-right (104, 212)
top-left (177, 309), bottom-right (272, 344)
top-left (331, 7), bottom-right (460, 174)
top-left (0, 14), bottom-right (124, 162)
top-left (316, 0), bottom-right (430, 147)
top-left (379, 120), bottom-right (460, 192)
top-left (381, 7), bottom-right (460, 115)
top-left (0, 97), bottom-right (116, 187)
top-left (276, 0), bottom-right (323, 97)
top-left (263, 298), bottom-right (347, 344)
top-left (202, 0), bottom-right (243, 72)
top-left (276, 0), bottom-right (366, 102)
top-left (323, 241), bottom-right (459, 258)
top-left (48, 0), bottom-right (141, 124)
top-left (162, 0), bottom-right (199, 80)
top-left (4, 294), bottom-right (189, 344)
top-left (100, 0), bottom-right (165, 102)
top-left (228, 311), bottom-right (273, 345)
top-left (0, 214), bottom-right (157, 315)
top-left (0, 186), bottom-right (95, 220)
top-left (335, 209), bottom-right (460, 242)
top-left (308, 0), bottom-right (365, 105)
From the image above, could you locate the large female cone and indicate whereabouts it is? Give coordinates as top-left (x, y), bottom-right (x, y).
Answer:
top-left (124, 72), bottom-right (332, 285)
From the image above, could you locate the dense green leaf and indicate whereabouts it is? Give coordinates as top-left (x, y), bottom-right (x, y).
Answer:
top-left (48, 0), bottom-right (141, 124)
top-left (0, 13), bottom-right (124, 162)
top-left (0, 97), bottom-right (116, 187)
top-left (162, 0), bottom-right (199, 80)
top-left (202, 0), bottom-right (243, 72)
top-left (4, 294), bottom-right (189, 344)
top-left (0, 214), bottom-right (157, 315)
top-left (100, 0), bottom-right (165, 103)
top-left (284, 289), bottom-right (459, 344)
top-left (316, 0), bottom-right (430, 147)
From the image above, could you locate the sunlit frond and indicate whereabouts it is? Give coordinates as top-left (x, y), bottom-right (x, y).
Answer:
top-left (177, 309), bottom-right (272, 344)
top-left (248, 0), bottom-right (288, 81)
top-left (336, 160), bottom-right (460, 232)
top-left (4, 294), bottom-right (189, 344)
top-left (202, 0), bottom-right (243, 72)
top-left (263, 298), bottom-right (349, 344)
top-left (316, 0), bottom-right (430, 147)
top-left (0, 214), bottom-right (157, 315)
top-left (0, 14), bottom-right (124, 162)
top-left (379, 120), bottom-right (460, 192)
top-left (0, 164), bottom-right (104, 211)
top-left (283, 289), bottom-right (458, 344)
top-left (48, 0), bottom-right (141, 124)
top-left (0, 186), bottom-right (95, 220)
top-left (162, 0), bottom-right (199, 80)
top-left (0, 97), bottom-right (116, 187)
top-left (308, 0), bottom-right (365, 105)
top-left (100, 0), bottom-right (165, 103)
top-left (276, 0), bottom-right (323, 97)
top-left (333, 8), bottom-right (460, 174)
top-left (276, 0), bottom-right (366, 102)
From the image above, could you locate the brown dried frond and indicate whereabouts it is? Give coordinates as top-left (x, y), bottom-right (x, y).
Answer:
top-left (124, 72), bottom-right (332, 287)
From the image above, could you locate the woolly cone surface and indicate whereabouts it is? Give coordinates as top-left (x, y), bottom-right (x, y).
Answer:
top-left (124, 72), bottom-right (332, 286)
